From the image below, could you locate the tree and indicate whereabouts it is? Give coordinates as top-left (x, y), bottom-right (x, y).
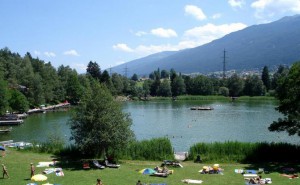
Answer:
top-left (66, 72), bottom-right (83, 105)
top-left (86, 61), bottom-right (101, 81)
top-left (161, 70), bottom-right (169, 79)
top-left (171, 76), bottom-right (186, 96)
top-left (111, 73), bottom-right (124, 95)
top-left (189, 75), bottom-right (213, 95)
top-left (218, 87), bottom-right (229, 97)
top-left (69, 81), bottom-right (135, 157)
top-left (100, 70), bottom-right (110, 84)
top-left (142, 80), bottom-right (152, 98)
top-left (271, 65), bottom-right (288, 90)
top-left (227, 73), bottom-right (244, 97)
top-left (243, 75), bottom-right (265, 96)
top-left (0, 76), bottom-right (9, 115)
top-left (8, 89), bottom-right (29, 113)
top-left (131, 73), bottom-right (138, 81)
top-left (269, 61), bottom-right (300, 136)
top-left (157, 79), bottom-right (172, 97)
top-left (261, 66), bottom-right (271, 91)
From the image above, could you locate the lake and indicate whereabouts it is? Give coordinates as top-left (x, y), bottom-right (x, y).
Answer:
top-left (1, 100), bottom-right (299, 151)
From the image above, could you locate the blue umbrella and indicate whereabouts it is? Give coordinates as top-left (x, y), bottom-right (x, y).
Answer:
top-left (0, 146), bottom-right (5, 151)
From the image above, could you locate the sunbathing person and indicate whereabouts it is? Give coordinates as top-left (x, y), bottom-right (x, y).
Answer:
top-left (280, 174), bottom-right (299, 178)
top-left (154, 166), bottom-right (162, 172)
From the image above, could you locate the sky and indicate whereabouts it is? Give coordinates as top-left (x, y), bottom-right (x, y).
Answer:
top-left (1, 0), bottom-right (300, 73)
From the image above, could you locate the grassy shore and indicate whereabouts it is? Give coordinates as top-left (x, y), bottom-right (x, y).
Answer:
top-left (1, 149), bottom-right (299, 185)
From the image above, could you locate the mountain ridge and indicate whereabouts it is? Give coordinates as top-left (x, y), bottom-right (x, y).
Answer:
top-left (111, 15), bottom-right (300, 76)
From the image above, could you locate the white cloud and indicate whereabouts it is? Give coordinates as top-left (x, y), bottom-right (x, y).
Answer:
top-left (151, 28), bottom-right (178, 38)
top-left (251, 0), bottom-right (300, 19)
top-left (44, 51), bottom-right (56, 57)
top-left (185, 5), bottom-right (207, 20)
top-left (113, 43), bottom-right (134, 52)
top-left (183, 23), bottom-right (247, 45)
top-left (135, 31), bottom-right (147, 37)
top-left (228, 0), bottom-right (245, 8)
top-left (114, 23), bottom-right (247, 57)
top-left (63, 49), bottom-right (80, 56)
top-left (211, 13), bottom-right (222, 19)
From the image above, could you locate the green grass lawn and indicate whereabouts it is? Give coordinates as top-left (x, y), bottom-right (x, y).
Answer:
top-left (0, 149), bottom-right (299, 185)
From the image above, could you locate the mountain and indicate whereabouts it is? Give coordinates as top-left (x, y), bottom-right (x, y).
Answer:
top-left (111, 15), bottom-right (300, 77)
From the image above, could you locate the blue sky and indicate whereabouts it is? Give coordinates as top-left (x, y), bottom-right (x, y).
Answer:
top-left (1, 0), bottom-right (300, 73)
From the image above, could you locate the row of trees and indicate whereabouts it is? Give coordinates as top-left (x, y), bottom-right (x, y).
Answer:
top-left (129, 65), bottom-right (286, 98)
top-left (0, 47), bottom-right (291, 115)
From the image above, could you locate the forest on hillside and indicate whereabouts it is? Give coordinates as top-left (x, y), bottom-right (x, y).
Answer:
top-left (0, 47), bottom-right (290, 115)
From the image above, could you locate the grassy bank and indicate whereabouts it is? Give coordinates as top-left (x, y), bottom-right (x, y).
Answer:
top-left (1, 149), bottom-right (299, 185)
top-left (189, 141), bottom-right (300, 163)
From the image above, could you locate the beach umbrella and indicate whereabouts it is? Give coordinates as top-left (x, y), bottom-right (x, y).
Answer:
top-left (139, 168), bottom-right (156, 175)
top-left (0, 146), bottom-right (5, 151)
top-left (31, 174), bottom-right (47, 181)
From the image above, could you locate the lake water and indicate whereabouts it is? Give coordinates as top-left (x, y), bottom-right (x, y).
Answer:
top-left (1, 100), bottom-right (299, 151)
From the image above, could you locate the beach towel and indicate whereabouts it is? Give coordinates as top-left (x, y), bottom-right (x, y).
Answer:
top-left (56, 171), bottom-right (64, 176)
top-left (43, 169), bottom-right (55, 174)
top-left (246, 170), bottom-right (257, 174)
top-left (37, 161), bottom-right (56, 167)
top-left (182, 179), bottom-right (203, 184)
top-left (235, 169), bottom-right (244, 174)
top-left (243, 174), bottom-right (258, 177)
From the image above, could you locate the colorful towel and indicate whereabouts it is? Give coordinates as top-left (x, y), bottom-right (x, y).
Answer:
top-left (56, 171), bottom-right (64, 176)
top-left (235, 169), bottom-right (244, 174)
top-left (246, 170), bottom-right (257, 174)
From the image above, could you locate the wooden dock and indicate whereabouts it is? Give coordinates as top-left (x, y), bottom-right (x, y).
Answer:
top-left (27, 102), bottom-right (70, 114)
top-left (0, 119), bottom-right (23, 126)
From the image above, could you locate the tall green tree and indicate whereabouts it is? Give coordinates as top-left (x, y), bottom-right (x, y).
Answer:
top-left (189, 75), bottom-right (213, 95)
top-left (227, 73), bottom-right (244, 97)
top-left (157, 79), bottom-right (172, 97)
top-left (243, 75), bottom-right (265, 96)
top-left (171, 75), bottom-right (186, 96)
top-left (0, 76), bottom-right (9, 115)
top-left (8, 89), bottom-right (29, 113)
top-left (111, 73), bottom-right (124, 95)
top-left (261, 66), bottom-right (271, 91)
top-left (86, 61), bottom-right (101, 81)
top-left (131, 73), bottom-right (138, 81)
top-left (69, 81), bottom-right (135, 156)
top-left (66, 72), bottom-right (83, 105)
top-left (269, 62), bottom-right (300, 136)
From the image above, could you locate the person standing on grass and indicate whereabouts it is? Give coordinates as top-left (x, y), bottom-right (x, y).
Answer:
top-left (2, 164), bottom-right (9, 178)
top-left (30, 163), bottom-right (35, 177)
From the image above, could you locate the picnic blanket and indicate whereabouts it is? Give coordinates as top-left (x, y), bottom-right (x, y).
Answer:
top-left (235, 169), bottom-right (244, 174)
top-left (37, 161), bottom-right (57, 167)
top-left (182, 179), bottom-right (203, 184)
top-left (43, 168), bottom-right (63, 175)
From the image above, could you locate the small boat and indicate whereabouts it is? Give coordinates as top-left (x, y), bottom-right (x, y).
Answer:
top-left (0, 127), bottom-right (12, 133)
top-left (190, 106), bottom-right (214, 110)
